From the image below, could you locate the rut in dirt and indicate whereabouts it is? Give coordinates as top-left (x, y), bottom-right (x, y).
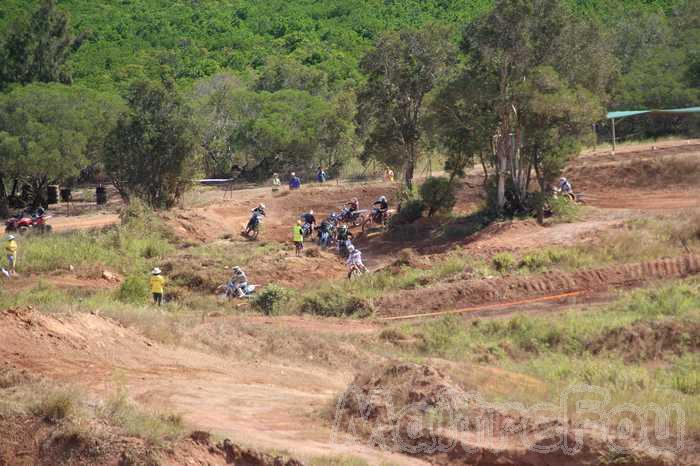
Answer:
top-left (377, 255), bottom-right (700, 318)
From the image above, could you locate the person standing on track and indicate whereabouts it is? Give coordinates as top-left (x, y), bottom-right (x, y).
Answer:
top-left (150, 267), bottom-right (166, 306)
top-left (292, 220), bottom-right (304, 256)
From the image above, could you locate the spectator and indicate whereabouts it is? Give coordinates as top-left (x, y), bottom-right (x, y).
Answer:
top-left (150, 267), bottom-right (166, 306)
top-left (3, 235), bottom-right (17, 277)
top-left (289, 172), bottom-right (301, 190)
top-left (316, 166), bottom-right (327, 183)
top-left (292, 220), bottom-right (304, 256)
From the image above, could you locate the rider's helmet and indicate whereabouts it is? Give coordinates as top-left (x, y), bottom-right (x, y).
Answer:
top-left (339, 224), bottom-right (347, 231)
top-left (560, 177), bottom-right (567, 183)
top-left (232, 266), bottom-right (243, 275)
top-left (152, 267), bottom-right (161, 275)
top-left (351, 197), bottom-right (358, 203)
top-left (291, 172), bottom-right (296, 176)
top-left (379, 196), bottom-right (387, 203)
top-left (347, 245), bottom-right (355, 253)
top-left (258, 203), bottom-right (266, 210)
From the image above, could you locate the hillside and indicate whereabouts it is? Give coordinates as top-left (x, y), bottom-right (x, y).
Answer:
top-left (0, 0), bottom-right (686, 91)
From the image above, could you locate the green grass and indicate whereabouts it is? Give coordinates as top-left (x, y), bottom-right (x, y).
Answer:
top-left (387, 279), bottom-right (700, 431)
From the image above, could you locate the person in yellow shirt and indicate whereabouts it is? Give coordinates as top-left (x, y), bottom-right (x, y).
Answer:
top-left (149, 267), bottom-right (166, 306)
top-left (5, 235), bottom-right (17, 276)
top-left (292, 220), bottom-right (304, 257)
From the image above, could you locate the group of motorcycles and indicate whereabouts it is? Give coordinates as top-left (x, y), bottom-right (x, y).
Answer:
top-left (301, 205), bottom-right (389, 247)
top-left (4, 208), bottom-right (52, 234)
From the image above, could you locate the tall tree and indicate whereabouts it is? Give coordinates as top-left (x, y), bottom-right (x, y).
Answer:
top-left (104, 80), bottom-right (198, 209)
top-left (357, 24), bottom-right (456, 189)
top-left (437, 0), bottom-right (613, 212)
top-left (0, 0), bottom-right (84, 89)
top-left (0, 83), bottom-right (120, 212)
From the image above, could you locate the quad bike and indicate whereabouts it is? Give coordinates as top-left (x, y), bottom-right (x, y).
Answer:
top-left (362, 208), bottom-right (390, 232)
top-left (347, 264), bottom-right (368, 280)
top-left (339, 207), bottom-right (367, 227)
top-left (243, 213), bottom-right (264, 240)
top-left (5, 209), bottom-right (52, 234)
top-left (215, 283), bottom-right (259, 300)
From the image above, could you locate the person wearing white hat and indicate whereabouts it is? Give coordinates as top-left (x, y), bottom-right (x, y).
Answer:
top-left (4, 235), bottom-right (17, 277)
top-left (150, 267), bottom-right (166, 306)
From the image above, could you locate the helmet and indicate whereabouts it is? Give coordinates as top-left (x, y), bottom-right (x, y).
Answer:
top-left (7, 235), bottom-right (15, 240)
top-left (351, 197), bottom-right (358, 203)
top-left (152, 267), bottom-right (161, 275)
top-left (339, 224), bottom-right (347, 230)
top-left (308, 210), bottom-right (314, 215)
top-left (347, 245), bottom-right (355, 253)
top-left (560, 177), bottom-right (567, 183)
top-left (258, 203), bottom-right (266, 210)
top-left (291, 172), bottom-right (296, 176)
top-left (379, 196), bottom-right (387, 202)
top-left (233, 266), bottom-right (242, 274)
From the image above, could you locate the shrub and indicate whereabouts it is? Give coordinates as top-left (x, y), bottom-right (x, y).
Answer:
top-left (251, 284), bottom-right (292, 316)
top-left (419, 177), bottom-right (457, 217)
top-left (117, 274), bottom-right (150, 303)
top-left (519, 253), bottom-right (552, 272)
top-left (548, 195), bottom-right (581, 222)
top-left (390, 199), bottom-right (425, 226)
top-left (33, 388), bottom-right (80, 423)
top-left (492, 252), bottom-right (516, 272)
top-left (300, 291), bottom-right (374, 318)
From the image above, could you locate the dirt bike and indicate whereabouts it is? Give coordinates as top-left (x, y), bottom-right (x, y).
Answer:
top-left (551, 187), bottom-right (585, 204)
top-left (215, 283), bottom-right (259, 300)
top-left (317, 227), bottom-right (332, 247)
top-left (243, 213), bottom-right (264, 240)
top-left (5, 210), bottom-right (52, 234)
top-left (362, 208), bottom-right (389, 232)
top-left (347, 264), bottom-right (368, 280)
top-left (301, 222), bottom-right (315, 238)
top-left (339, 207), bottom-right (367, 227)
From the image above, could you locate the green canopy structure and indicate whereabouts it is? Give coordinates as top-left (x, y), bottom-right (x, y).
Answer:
top-left (605, 106), bottom-right (700, 151)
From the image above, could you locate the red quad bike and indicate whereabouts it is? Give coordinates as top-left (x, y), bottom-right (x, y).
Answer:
top-left (5, 210), bottom-right (52, 235)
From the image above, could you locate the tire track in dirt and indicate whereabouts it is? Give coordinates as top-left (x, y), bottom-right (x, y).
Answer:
top-left (376, 255), bottom-right (700, 318)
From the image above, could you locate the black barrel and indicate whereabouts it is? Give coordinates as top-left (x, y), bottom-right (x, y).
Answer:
top-left (60, 188), bottom-right (72, 203)
top-left (47, 185), bottom-right (59, 204)
top-left (96, 185), bottom-right (107, 205)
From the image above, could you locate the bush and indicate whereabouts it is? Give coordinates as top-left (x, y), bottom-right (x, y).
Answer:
top-left (33, 388), bottom-right (80, 423)
top-left (251, 284), bottom-right (292, 315)
top-left (519, 253), bottom-right (552, 272)
top-left (419, 177), bottom-right (457, 217)
top-left (117, 274), bottom-right (150, 303)
top-left (390, 199), bottom-right (425, 227)
top-left (492, 252), bottom-right (515, 272)
top-left (300, 291), bottom-right (374, 318)
top-left (548, 195), bottom-right (581, 222)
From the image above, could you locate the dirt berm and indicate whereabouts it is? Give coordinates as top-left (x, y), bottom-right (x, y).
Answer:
top-left (377, 255), bottom-right (700, 318)
top-left (334, 362), bottom-right (675, 466)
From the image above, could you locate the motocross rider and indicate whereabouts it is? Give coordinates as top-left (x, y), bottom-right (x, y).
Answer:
top-left (227, 266), bottom-right (249, 298)
top-left (559, 177), bottom-right (573, 194)
top-left (372, 196), bottom-right (389, 220)
top-left (336, 224), bottom-right (353, 257)
top-left (246, 204), bottom-right (266, 233)
top-left (301, 210), bottom-right (317, 235)
top-left (346, 245), bottom-right (368, 276)
top-left (347, 197), bottom-right (359, 213)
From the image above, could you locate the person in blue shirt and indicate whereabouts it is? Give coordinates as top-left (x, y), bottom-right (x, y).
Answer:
top-left (289, 172), bottom-right (301, 190)
top-left (316, 166), bottom-right (327, 183)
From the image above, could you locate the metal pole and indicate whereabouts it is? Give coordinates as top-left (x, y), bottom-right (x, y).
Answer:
top-left (611, 118), bottom-right (616, 154)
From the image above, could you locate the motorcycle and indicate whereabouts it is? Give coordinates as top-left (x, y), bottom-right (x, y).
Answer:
top-left (215, 282), bottom-right (259, 300)
top-left (347, 263), bottom-right (368, 280)
top-left (362, 208), bottom-right (389, 232)
top-left (5, 209), bottom-right (52, 234)
top-left (243, 213), bottom-right (264, 240)
top-left (301, 222), bottom-right (314, 238)
top-left (339, 207), bottom-right (367, 227)
top-left (318, 228), bottom-right (331, 247)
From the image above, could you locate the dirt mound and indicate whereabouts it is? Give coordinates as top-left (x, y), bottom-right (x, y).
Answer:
top-left (588, 320), bottom-right (700, 361)
top-left (0, 413), bottom-right (301, 466)
top-left (336, 362), bottom-right (672, 465)
top-left (377, 255), bottom-right (700, 318)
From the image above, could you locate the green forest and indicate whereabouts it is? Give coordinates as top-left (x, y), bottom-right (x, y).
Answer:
top-left (0, 0), bottom-right (698, 210)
